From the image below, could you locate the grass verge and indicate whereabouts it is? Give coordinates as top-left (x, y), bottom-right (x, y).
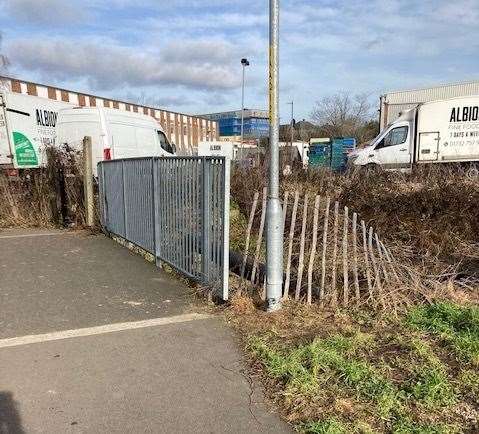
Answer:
top-left (226, 298), bottom-right (479, 433)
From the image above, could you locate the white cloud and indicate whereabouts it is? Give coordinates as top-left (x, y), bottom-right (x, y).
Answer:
top-left (2, 0), bottom-right (87, 24)
top-left (1, 0), bottom-right (478, 118)
top-left (6, 37), bottom-right (241, 91)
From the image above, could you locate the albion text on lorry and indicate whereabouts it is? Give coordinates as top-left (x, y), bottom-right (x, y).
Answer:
top-left (450, 106), bottom-right (479, 122)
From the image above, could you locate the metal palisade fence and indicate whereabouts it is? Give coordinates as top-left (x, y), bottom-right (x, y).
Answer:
top-left (98, 157), bottom-right (230, 300)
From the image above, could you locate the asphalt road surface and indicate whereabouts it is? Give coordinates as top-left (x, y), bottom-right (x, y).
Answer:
top-left (0, 229), bottom-right (291, 433)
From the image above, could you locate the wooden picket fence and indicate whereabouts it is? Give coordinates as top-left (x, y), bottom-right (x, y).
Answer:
top-left (238, 188), bottom-right (411, 308)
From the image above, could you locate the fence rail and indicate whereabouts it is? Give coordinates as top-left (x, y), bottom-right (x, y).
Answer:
top-left (98, 157), bottom-right (230, 300)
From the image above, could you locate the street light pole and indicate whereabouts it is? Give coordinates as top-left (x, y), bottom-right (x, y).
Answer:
top-left (266, 0), bottom-right (282, 312)
top-left (240, 58), bottom-right (249, 148)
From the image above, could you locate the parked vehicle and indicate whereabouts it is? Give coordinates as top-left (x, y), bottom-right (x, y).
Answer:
top-left (0, 91), bottom-right (71, 169)
top-left (350, 96), bottom-right (479, 169)
top-left (56, 107), bottom-right (175, 174)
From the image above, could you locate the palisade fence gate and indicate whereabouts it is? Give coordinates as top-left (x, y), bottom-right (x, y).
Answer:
top-left (98, 157), bottom-right (230, 300)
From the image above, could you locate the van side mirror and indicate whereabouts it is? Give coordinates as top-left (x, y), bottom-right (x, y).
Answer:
top-left (171, 143), bottom-right (177, 154)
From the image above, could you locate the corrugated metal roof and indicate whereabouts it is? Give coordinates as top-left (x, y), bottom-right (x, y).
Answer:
top-left (383, 80), bottom-right (479, 104)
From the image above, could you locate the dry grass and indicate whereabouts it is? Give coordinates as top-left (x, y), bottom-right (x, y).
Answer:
top-left (232, 164), bottom-right (479, 260)
top-left (231, 164), bottom-right (479, 289)
top-left (0, 146), bottom-right (88, 229)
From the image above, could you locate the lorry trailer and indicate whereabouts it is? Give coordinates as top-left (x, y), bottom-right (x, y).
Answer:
top-left (350, 96), bottom-right (479, 169)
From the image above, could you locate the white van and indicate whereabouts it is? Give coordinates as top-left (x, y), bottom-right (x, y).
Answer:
top-left (56, 107), bottom-right (175, 174)
top-left (350, 95), bottom-right (479, 169)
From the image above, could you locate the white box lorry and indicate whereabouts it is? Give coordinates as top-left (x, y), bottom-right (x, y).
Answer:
top-left (56, 107), bottom-right (175, 174)
top-left (350, 95), bottom-right (479, 169)
top-left (0, 91), bottom-right (71, 168)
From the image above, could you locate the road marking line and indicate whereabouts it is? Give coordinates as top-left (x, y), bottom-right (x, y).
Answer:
top-left (0, 313), bottom-right (212, 349)
top-left (0, 232), bottom-right (75, 239)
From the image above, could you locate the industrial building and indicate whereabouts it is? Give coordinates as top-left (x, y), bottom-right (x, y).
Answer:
top-left (200, 109), bottom-right (269, 139)
top-left (379, 80), bottom-right (479, 130)
top-left (0, 75), bottom-right (219, 155)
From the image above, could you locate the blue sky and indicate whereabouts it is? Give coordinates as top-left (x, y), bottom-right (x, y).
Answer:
top-left (0, 0), bottom-right (478, 121)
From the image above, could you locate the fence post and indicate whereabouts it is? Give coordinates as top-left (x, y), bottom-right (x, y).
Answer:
top-left (221, 158), bottom-right (230, 300)
top-left (99, 162), bottom-right (106, 229)
top-left (122, 159), bottom-right (128, 239)
top-left (83, 136), bottom-right (94, 227)
top-left (152, 158), bottom-right (160, 266)
top-left (201, 158), bottom-right (211, 285)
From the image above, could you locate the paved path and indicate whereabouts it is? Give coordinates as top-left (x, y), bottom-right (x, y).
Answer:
top-left (0, 229), bottom-right (290, 433)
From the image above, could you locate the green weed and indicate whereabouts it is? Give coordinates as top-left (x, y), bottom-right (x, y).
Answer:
top-left (300, 418), bottom-right (348, 434)
top-left (245, 302), bottom-right (475, 432)
top-left (392, 416), bottom-right (456, 434)
top-left (249, 333), bottom-right (401, 420)
top-left (409, 367), bottom-right (456, 409)
top-left (406, 302), bottom-right (479, 365)
top-left (406, 338), bottom-right (456, 408)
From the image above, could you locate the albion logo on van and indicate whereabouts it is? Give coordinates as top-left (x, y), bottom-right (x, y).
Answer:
top-left (36, 109), bottom-right (58, 127)
top-left (449, 106), bottom-right (479, 122)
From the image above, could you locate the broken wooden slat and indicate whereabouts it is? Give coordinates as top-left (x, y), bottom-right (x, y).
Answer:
top-left (320, 197), bottom-right (331, 300)
top-left (251, 187), bottom-right (267, 285)
top-left (368, 226), bottom-right (385, 308)
top-left (284, 190), bottom-right (300, 298)
top-left (295, 194), bottom-right (309, 300)
top-left (375, 233), bottom-right (389, 282)
top-left (307, 195), bottom-right (321, 305)
top-left (282, 191), bottom-right (290, 229)
top-left (342, 206), bottom-right (349, 306)
top-left (381, 241), bottom-right (400, 282)
top-left (361, 220), bottom-right (374, 299)
top-left (240, 191), bottom-right (259, 286)
top-left (352, 212), bottom-right (360, 304)
top-left (330, 201), bottom-right (340, 306)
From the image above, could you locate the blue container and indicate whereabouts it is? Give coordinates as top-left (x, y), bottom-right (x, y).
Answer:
top-left (331, 137), bottom-right (356, 171)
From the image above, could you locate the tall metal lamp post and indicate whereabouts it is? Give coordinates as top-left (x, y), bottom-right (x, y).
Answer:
top-left (240, 58), bottom-right (250, 146)
top-left (266, 0), bottom-right (283, 311)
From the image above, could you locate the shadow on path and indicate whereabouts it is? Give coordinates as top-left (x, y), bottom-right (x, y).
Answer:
top-left (0, 392), bottom-right (25, 434)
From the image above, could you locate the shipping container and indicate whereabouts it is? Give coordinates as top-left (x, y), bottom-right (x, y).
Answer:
top-left (308, 137), bottom-right (356, 171)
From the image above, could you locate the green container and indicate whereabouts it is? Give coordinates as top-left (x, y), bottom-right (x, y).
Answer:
top-left (308, 143), bottom-right (331, 168)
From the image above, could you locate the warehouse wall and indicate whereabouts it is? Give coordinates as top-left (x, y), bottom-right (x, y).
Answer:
top-left (380, 80), bottom-right (479, 130)
top-left (0, 76), bottom-right (219, 154)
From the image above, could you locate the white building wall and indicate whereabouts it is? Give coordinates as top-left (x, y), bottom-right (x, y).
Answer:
top-left (380, 80), bottom-right (479, 130)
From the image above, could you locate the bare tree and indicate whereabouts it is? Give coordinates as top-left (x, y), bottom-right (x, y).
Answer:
top-left (311, 92), bottom-right (376, 143)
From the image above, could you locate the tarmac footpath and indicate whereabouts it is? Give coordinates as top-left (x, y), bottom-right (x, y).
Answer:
top-left (0, 229), bottom-right (291, 433)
